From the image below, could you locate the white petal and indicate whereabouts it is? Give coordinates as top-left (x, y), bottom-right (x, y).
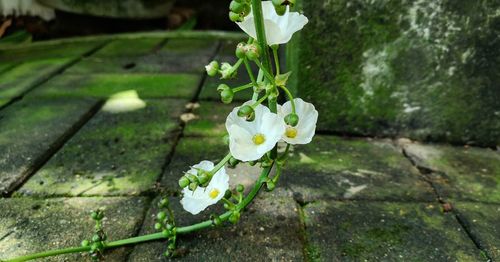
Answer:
top-left (280, 98), bottom-right (318, 145)
top-left (259, 112), bottom-right (286, 147)
top-left (229, 124), bottom-right (263, 161)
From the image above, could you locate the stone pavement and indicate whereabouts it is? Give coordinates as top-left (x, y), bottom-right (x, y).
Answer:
top-left (0, 33), bottom-right (498, 261)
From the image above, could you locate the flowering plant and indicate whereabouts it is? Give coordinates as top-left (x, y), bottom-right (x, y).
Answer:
top-left (5, 0), bottom-right (316, 261)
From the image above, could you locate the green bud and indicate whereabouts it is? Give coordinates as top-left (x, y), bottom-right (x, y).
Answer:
top-left (224, 203), bottom-right (231, 209)
top-left (197, 172), bottom-right (210, 185)
top-left (205, 61), bottom-right (219, 77)
top-left (159, 198), bottom-right (169, 208)
top-left (90, 210), bottom-right (104, 221)
top-left (189, 182), bottom-right (198, 191)
top-left (241, 4), bottom-right (251, 16)
top-left (284, 113), bottom-right (299, 127)
top-left (236, 184), bottom-right (244, 192)
top-left (166, 224), bottom-right (174, 230)
top-left (229, 11), bottom-right (242, 22)
top-left (235, 42), bottom-right (247, 59)
top-left (221, 89), bottom-right (234, 104)
top-left (157, 211), bottom-right (167, 221)
top-left (249, 160), bottom-right (257, 166)
top-left (274, 4), bottom-right (287, 16)
top-left (230, 1), bottom-right (245, 14)
top-left (186, 174), bottom-right (198, 183)
top-left (228, 156), bottom-right (240, 167)
top-left (162, 229), bottom-right (170, 237)
top-left (217, 83), bottom-right (230, 93)
top-left (212, 216), bottom-right (222, 226)
top-left (237, 105), bottom-right (255, 121)
top-left (228, 211), bottom-right (241, 224)
top-left (224, 189), bottom-right (232, 199)
top-left (154, 223), bottom-right (162, 230)
top-left (81, 240), bottom-right (90, 247)
top-left (245, 43), bottom-right (261, 60)
top-left (178, 176), bottom-right (190, 188)
top-left (266, 180), bottom-right (276, 191)
top-left (92, 234), bottom-right (101, 243)
top-left (220, 62), bottom-right (236, 79)
top-left (164, 251), bottom-right (171, 257)
top-left (168, 243), bottom-right (176, 250)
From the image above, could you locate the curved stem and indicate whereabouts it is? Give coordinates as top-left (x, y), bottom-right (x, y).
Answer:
top-left (6, 164), bottom-right (274, 262)
top-left (232, 83), bottom-right (254, 93)
top-left (272, 46), bottom-right (280, 75)
top-left (278, 85), bottom-right (296, 113)
top-left (210, 153), bottom-right (232, 176)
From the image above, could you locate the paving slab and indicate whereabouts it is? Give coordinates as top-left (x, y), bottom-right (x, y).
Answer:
top-left (67, 38), bottom-right (219, 74)
top-left (0, 197), bottom-right (148, 261)
top-left (303, 200), bottom-right (482, 261)
top-left (0, 58), bottom-right (73, 105)
top-left (0, 96), bottom-right (99, 196)
top-left (128, 191), bottom-right (302, 261)
top-left (402, 142), bottom-right (500, 203)
top-left (198, 40), bottom-right (256, 102)
top-left (454, 202), bottom-right (500, 260)
top-left (281, 136), bottom-right (435, 203)
top-left (0, 41), bottom-right (104, 62)
top-left (91, 38), bottom-right (165, 57)
top-left (182, 101), bottom-right (234, 138)
top-left (31, 73), bottom-right (202, 99)
top-left (19, 99), bottom-right (186, 197)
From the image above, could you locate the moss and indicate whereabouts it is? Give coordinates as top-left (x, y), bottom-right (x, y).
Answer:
top-left (33, 73), bottom-right (202, 99)
top-left (93, 38), bottom-right (164, 57)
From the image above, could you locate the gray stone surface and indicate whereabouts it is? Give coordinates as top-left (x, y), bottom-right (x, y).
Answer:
top-left (402, 142), bottom-right (500, 203)
top-left (303, 200), bottom-right (482, 261)
top-left (290, 0), bottom-right (500, 146)
top-left (19, 99), bottom-right (185, 197)
top-left (281, 136), bottom-right (435, 203)
top-left (0, 96), bottom-right (99, 196)
top-left (454, 202), bottom-right (500, 260)
top-left (0, 197), bottom-right (148, 261)
top-left (128, 191), bottom-right (302, 261)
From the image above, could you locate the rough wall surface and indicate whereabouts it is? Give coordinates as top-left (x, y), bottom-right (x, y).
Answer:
top-left (289, 0), bottom-right (500, 146)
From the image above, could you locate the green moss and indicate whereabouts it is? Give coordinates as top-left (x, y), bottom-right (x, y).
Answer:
top-left (33, 73), bottom-right (201, 99)
top-left (93, 38), bottom-right (164, 57)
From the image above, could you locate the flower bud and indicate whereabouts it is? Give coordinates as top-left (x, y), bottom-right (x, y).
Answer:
top-left (205, 61), bottom-right (219, 77)
top-left (274, 4), bottom-right (286, 16)
top-left (162, 229), bottom-right (170, 237)
top-left (81, 240), bottom-right (90, 247)
top-left (229, 211), bottom-right (241, 224)
top-left (220, 62), bottom-right (236, 79)
top-left (178, 176), bottom-right (190, 188)
top-left (92, 234), bottom-right (102, 242)
top-left (237, 105), bottom-right (255, 121)
top-left (266, 180), bottom-right (276, 191)
top-left (221, 89), bottom-right (234, 104)
top-left (157, 211), bottom-right (167, 221)
top-left (158, 198), bottom-right (169, 208)
top-left (197, 171), bottom-right (209, 185)
top-left (212, 216), bottom-right (222, 226)
top-left (284, 113), bottom-right (299, 127)
top-left (224, 189), bottom-right (232, 199)
top-left (236, 184), bottom-right (244, 192)
top-left (154, 223), bottom-right (162, 230)
top-left (229, 11), bottom-right (243, 22)
top-left (241, 4), bottom-right (251, 16)
top-left (235, 42), bottom-right (247, 59)
top-left (230, 1), bottom-right (245, 14)
top-left (189, 182), bottom-right (198, 191)
top-left (273, 0), bottom-right (295, 7)
top-left (228, 156), bottom-right (240, 167)
top-left (245, 43), bottom-right (261, 60)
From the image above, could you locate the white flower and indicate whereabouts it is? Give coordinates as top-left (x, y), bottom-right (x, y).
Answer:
top-left (279, 98), bottom-right (318, 144)
top-left (226, 101), bottom-right (285, 161)
top-left (236, 1), bottom-right (308, 45)
top-left (180, 161), bottom-right (229, 215)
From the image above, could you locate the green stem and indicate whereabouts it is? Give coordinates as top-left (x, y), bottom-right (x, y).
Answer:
top-left (210, 153), bottom-right (232, 176)
top-left (250, 0), bottom-right (273, 76)
top-left (244, 59), bottom-right (257, 86)
top-left (252, 59), bottom-right (275, 84)
top-left (252, 93), bottom-right (270, 108)
top-left (278, 85), bottom-right (296, 113)
top-left (272, 46), bottom-right (280, 75)
top-left (233, 83), bottom-right (254, 93)
top-left (6, 164), bottom-right (274, 262)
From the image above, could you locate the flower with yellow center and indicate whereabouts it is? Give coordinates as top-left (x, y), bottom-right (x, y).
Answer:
top-left (278, 98), bottom-right (318, 144)
top-left (226, 101), bottom-right (285, 161)
top-left (180, 160), bottom-right (229, 215)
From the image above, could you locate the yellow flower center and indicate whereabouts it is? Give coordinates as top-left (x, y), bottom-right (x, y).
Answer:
top-left (209, 189), bottom-right (220, 199)
top-left (285, 127), bottom-right (298, 138)
top-left (252, 133), bottom-right (266, 145)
